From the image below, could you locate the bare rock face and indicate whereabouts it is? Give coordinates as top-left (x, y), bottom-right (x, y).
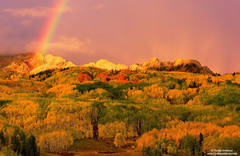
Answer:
top-left (29, 53), bottom-right (76, 74)
top-left (129, 58), bottom-right (214, 75)
top-left (83, 57), bottom-right (213, 74)
top-left (172, 59), bottom-right (213, 74)
top-left (174, 58), bottom-right (201, 67)
top-left (83, 59), bottom-right (128, 70)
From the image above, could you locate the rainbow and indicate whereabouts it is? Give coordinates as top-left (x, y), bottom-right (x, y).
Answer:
top-left (37, 0), bottom-right (69, 55)
top-left (29, 0), bottom-right (69, 69)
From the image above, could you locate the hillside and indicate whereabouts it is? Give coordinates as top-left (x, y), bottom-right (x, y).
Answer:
top-left (0, 53), bottom-right (33, 69)
top-left (0, 53), bottom-right (76, 79)
top-left (0, 53), bottom-right (240, 155)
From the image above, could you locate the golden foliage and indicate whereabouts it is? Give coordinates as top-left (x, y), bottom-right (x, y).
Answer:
top-left (136, 128), bottom-right (159, 150)
top-left (127, 88), bottom-right (143, 97)
top-left (78, 88), bottom-right (109, 101)
top-left (137, 121), bottom-right (240, 150)
top-left (0, 146), bottom-right (18, 156)
top-left (88, 88), bottom-right (109, 100)
top-left (233, 75), bottom-right (240, 84)
top-left (144, 84), bottom-right (165, 98)
top-left (0, 85), bottom-right (13, 98)
top-left (47, 84), bottom-right (78, 97)
top-left (1, 101), bottom-right (38, 132)
top-left (183, 88), bottom-right (198, 96)
top-left (220, 125), bottom-right (240, 138)
top-left (39, 131), bottom-right (73, 153)
top-left (167, 89), bottom-right (183, 100)
top-left (126, 88), bottom-right (145, 102)
top-left (38, 101), bottom-right (92, 139)
top-left (99, 121), bottom-right (127, 138)
top-left (114, 133), bottom-right (127, 147)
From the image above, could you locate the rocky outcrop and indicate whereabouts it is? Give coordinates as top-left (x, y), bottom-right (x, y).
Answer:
top-left (29, 53), bottom-right (75, 74)
top-left (83, 57), bottom-right (213, 74)
top-left (83, 59), bottom-right (128, 70)
top-left (129, 58), bottom-right (214, 75)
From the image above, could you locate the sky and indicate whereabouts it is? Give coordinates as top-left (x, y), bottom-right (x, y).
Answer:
top-left (0, 0), bottom-right (240, 73)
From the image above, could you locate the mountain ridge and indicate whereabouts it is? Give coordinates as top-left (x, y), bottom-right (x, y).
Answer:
top-left (0, 53), bottom-right (217, 78)
top-left (83, 57), bottom-right (214, 75)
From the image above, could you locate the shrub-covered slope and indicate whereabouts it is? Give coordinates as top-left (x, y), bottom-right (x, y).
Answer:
top-left (0, 64), bottom-right (239, 155)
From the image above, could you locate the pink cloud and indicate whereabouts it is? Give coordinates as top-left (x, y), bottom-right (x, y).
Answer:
top-left (20, 20), bottom-right (32, 26)
top-left (93, 4), bottom-right (105, 10)
top-left (25, 36), bottom-right (94, 55)
top-left (2, 6), bottom-right (71, 18)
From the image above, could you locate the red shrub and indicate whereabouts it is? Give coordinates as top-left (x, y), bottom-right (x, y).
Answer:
top-left (96, 73), bottom-right (111, 82)
top-left (78, 72), bottom-right (92, 83)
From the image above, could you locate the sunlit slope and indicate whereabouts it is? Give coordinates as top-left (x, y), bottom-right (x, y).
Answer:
top-left (0, 61), bottom-right (240, 155)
